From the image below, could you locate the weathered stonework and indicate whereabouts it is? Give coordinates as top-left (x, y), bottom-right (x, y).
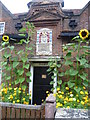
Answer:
top-left (55, 108), bottom-right (89, 119)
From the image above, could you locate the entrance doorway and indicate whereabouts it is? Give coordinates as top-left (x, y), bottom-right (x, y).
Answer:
top-left (33, 66), bottom-right (52, 105)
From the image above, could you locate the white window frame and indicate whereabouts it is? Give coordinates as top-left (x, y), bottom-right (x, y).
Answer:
top-left (0, 22), bottom-right (5, 35)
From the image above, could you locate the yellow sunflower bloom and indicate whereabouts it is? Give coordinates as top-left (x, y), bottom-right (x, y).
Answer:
top-left (2, 35), bottom-right (9, 42)
top-left (79, 29), bottom-right (89, 40)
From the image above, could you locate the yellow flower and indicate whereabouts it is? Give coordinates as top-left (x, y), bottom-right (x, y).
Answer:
top-left (26, 102), bottom-right (29, 105)
top-left (53, 93), bottom-right (56, 97)
top-left (64, 97), bottom-right (68, 101)
top-left (67, 106), bottom-right (70, 109)
top-left (86, 95), bottom-right (88, 98)
top-left (60, 104), bottom-right (63, 107)
top-left (19, 91), bottom-right (21, 94)
top-left (76, 94), bottom-right (78, 97)
top-left (58, 91), bottom-right (61, 94)
top-left (0, 92), bottom-right (2, 95)
top-left (80, 91), bottom-right (84, 95)
top-left (85, 100), bottom-right (88, 104)
top-left (85, 91), bottom-right (88, 95)
top-left (14, 87), bottom-right (17, 91)
top-left (81, 101), bottom-right (84, 105)
top-left (79, 29), bottom-right (89, 40)
top-left (66, 87), bottom-right (69, 90)
top-left (24, 101), bottom-right (29, 105)
top-left (29, 97), bottom-right (31, 100)
top-left (9, 84), bottom-right (11, 86)
top-left (83, 97), bottom-right (87, 100)
top-left (13, 93), bottom-right (16, 96)
top-left (13, 101), bottom-right (15, 104)
top-left (59, 95), bottom-right (63, 99)
top-left (69, 98), bottom-right (73, 102)
top-left (77, 100), bottom-right (80, 103)
top-left (57, 102), bottom-right (61, 107)
top-left (19, 87), bottom-right (21, 91)
top-left (64, 101), bottom-right (67, 104)
top-left (61, 92), bottom-right (64, 94)
top-left (27, 93), bottom-right (29, 96)
top-left (46, 91), bottom-right (49, 94)
top-left (2, 35), bottom-right (9, 42)
top-left (23, 89), bottom-right (25, 92)
top-left (83, 86), bottom-right (86, 90)
top-left (9, 87), bottom-right (12, 90)
top-left (56, 106), bottom-right (58, 108)
top-left (10, 95), bottom-right (13, 99)
top-left (5, 91), bottom-right (7, 94)
top-left (23, 98), bottom-right (25, 101)
top-left (76, 86), bottom-right (78, 88)
top-left (57, 88), bottom-right (60, 91)
top-left (70, 92), bottom-right (72, 94)
top-left (17, 100), bottom-right (20, 103)
top-left (42, 99), bottom-right (44, 102)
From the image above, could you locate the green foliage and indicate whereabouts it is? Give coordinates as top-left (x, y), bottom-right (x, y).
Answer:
top-left (1, 22), bottom-right (35, 104)
top-left (48, 33), bottom-right (90, 109)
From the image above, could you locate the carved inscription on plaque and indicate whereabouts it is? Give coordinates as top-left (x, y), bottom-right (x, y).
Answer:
top-left (36, 28), bottom-right (52, 55)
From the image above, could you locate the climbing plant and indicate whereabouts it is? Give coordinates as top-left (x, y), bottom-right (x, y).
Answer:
top-left (0, 22), bottom-right (35, 104)
top-left (48, 29), bottom-right (90, 109)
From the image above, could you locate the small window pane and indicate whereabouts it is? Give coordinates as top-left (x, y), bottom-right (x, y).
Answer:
top-left (0, 22), bottom-right (5, 35)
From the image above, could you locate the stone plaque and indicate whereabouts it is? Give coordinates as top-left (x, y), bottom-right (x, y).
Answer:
top-left (36, 28), bottom-right (52, 55)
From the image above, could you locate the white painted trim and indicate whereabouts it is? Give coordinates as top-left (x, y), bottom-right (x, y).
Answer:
top-left (0, 22), bottom-right (5, 35)
top-left (53, 69), bottom-right (57, 93)
top-left (29, 65), bottom-right (34, 105)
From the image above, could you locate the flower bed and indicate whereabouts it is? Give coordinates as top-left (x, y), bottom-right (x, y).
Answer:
top-left (48, 29), bottom-right (90, 109)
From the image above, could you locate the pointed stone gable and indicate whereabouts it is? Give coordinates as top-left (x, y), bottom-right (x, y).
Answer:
top-left (25, 0), bottom-right (65, 22)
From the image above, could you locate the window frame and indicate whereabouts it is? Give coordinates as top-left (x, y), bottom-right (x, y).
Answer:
top-left (0, 22), bottom-right (5, 35)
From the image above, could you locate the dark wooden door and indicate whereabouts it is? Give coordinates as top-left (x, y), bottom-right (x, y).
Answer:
top-left (33, 67), bottom-right (52, 105)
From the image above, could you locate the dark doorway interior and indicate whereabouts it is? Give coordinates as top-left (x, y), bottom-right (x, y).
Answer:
top-left (33, 66), bottom-right (52, 105)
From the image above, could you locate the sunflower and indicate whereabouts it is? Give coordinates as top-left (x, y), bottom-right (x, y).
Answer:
top-left (2, 35), bottom-right (9, 42)
top-left (79, 29), bottom-right (89, 40)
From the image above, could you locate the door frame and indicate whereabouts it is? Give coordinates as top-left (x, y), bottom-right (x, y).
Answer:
top-left (29, 63), bottom-right (57, 105)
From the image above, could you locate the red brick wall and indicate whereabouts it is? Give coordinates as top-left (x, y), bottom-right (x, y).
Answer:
top-left (79, 8), bottom-right (88, 30)
top-left (1, 2), bottom-right (89, 57)
top-left (1, 6), bottom-right (17, 34)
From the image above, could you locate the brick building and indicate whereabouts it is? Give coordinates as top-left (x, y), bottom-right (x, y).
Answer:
top-left (0, 0), bottom-right (90, 105)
